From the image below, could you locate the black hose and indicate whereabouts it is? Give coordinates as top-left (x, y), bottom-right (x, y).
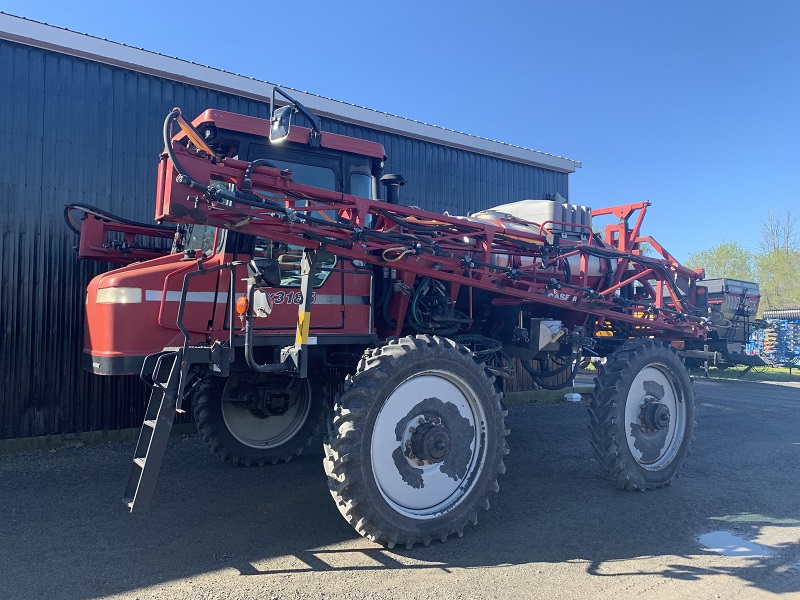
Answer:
top-left (64, 203), bottom-right (176, 236)
top-left (454, 334), bottom-right (502, 356)
top-left (382, 277), bottom-right (397, 329)
top-left (407, 278), bottom-right (460, 336)
top-left (531, 355), bottom-right (577, 378)
top-left (520, 356), bottom-right (581, 390)
top-left (163, 109), bottom-right (191, 179)
top-left (561, 257), bottom-right (572, 286)
top-left (243, 159), bottom-right (276, 189)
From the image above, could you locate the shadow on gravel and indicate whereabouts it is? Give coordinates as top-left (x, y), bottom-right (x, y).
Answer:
top-left (1, 379), bottom-right (798, 599)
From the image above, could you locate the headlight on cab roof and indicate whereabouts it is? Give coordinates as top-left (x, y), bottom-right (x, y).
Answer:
top-left (96, 287), bottom-right (142, 304)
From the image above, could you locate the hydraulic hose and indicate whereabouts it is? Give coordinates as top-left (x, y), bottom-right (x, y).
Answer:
top-left (163, 108), bottom-right (191, 179)
top-left (520, 355), bottom-right (582, 390)
top-left (561, 256), bottom-right (572, 286)
top-left (243, 159), bottom-right (276, 190)
top-left (407, 278), bottom-right (461, 336)
top-left (64, 203), bottom-right (176, 236)
top-left (530, 355), bottom-right (577, 378)
top-left (380, 271), bottom-right (398, 330)
top-left (454, 334), bottom-right (502, 357)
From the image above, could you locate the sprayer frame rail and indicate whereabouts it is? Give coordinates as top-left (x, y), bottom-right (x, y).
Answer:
top-left (154, 141), bottom-right (708, 341)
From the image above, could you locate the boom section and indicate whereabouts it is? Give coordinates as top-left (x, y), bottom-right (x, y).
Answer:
top-left (156, 129), bottom-right (708, 340)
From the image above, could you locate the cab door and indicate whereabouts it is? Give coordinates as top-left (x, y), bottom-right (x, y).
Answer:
top-left (237, 145), bottom-right (346, 331)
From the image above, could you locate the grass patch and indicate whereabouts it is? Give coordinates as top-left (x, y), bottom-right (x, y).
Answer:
top-left (689, 364), bottom-right (800, 383)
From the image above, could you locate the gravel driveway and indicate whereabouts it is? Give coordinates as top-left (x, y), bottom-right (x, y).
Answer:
top-left (1, 377), bottom-right (798, 599)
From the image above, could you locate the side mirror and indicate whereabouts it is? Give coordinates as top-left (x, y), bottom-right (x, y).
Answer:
top-left (248, 258), bottom-right (282, 287)
top-left (269, 105), bottom-right (294, 142)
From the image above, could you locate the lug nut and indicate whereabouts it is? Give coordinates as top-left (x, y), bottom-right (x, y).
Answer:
top-left (409, 427), bottom-right (416, 433)
top-left (417, 460), bottom-right (425, 466)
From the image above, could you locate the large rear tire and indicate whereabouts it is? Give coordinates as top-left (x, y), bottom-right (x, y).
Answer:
top-left (194, 372), bottom-right (325, 467)
top-left (589, 340), bottom-right (695, 490)
top-left (324, 335), bottom-right (509, 549)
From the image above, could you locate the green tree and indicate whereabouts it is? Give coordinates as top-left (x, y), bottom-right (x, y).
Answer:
top-left (685, 240), bottom-right (755, 281)
top-left (754, 249), bottom-right (800, 312)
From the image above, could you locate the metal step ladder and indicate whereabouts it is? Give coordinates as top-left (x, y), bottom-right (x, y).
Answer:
top-left (123, 350), bottom-right (183, 512)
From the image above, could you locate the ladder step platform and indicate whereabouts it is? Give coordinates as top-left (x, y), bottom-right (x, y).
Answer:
top-left (123, 350), bottom-right (183, 512)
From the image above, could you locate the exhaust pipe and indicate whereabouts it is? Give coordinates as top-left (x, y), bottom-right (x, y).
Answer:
top-left (380, 174), bottom-right (405, 205)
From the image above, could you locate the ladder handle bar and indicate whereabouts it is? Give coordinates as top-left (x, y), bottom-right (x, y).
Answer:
top-left (176, 261), bottom-right (249, 353)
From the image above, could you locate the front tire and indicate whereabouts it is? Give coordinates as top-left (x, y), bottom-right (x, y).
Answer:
top-left (194, 372), bottom-right (325, 467)
top-left (589, 340), bottom-right (695, 490)
top-left (324, 335), bottom-right (509, 549)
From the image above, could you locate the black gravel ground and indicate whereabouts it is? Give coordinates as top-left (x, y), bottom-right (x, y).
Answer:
top-left (1, 378), bottom-right (798, 599)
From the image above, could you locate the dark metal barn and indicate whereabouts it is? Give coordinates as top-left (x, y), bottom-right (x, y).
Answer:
top-left (0, 14), bottom-right (580, 441)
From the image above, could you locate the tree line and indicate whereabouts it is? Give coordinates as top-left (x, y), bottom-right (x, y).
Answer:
top-left (685, 208), bottom-right (800, 314)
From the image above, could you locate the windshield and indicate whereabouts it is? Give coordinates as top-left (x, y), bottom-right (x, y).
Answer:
top-left (265, 159), bottom-right (336, 191)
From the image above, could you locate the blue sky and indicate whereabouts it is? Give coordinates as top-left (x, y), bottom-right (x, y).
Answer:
top-left (5, 1), bottom-right (799, 261)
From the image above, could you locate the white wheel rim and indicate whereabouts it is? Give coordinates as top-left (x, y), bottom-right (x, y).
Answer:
top-left (370, 370), bottom-right (486, 519)
top-left (624, 363), bottom-right (686, 470)
top-left (222, 380), bottom-right (312, 449)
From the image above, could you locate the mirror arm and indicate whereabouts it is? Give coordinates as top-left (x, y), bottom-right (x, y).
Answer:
top-left (271, 87), bottom-right (323, 147)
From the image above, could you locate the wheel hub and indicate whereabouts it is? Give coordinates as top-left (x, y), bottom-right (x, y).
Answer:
top-left (640, 400), bottom-right (670, 432)
top-left (410, 420), bottom-right (451, 463)
top-left (221, 376), bottom-right (312, 449)
top-left (233, 381), bottom-right (299, 418)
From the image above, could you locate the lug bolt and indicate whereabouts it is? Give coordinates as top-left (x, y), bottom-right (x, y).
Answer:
top-left (405, 441), bottom-right (412, 447)
top-left (408, 453), bottom-right (416, 459)
top-left (418, 417), bottom-right (426, 424)
top-left (409, 427), bottom-right (416, 433)
top-left (417, 460), bottom-right (425, 466)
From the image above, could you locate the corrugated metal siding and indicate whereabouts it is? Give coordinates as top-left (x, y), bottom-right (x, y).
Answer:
top-left (322, 119), bottom-right (566, 214)
top-left (0, 39), bottom-right (568, 440)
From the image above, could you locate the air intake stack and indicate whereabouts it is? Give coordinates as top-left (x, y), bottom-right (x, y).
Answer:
top-left (380, 174), bottom-right (406, 204)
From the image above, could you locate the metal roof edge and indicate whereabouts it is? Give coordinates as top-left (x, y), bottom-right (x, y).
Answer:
top-left (0, 13), bottom-right (581, 174)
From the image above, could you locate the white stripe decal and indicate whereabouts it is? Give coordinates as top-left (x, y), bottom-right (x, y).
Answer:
top-left (144, 291), bottom-right (369, 305)
top-left (145, 290), bottom-right (228, 303)
top-left (316, 295), bottom-right (371, 305)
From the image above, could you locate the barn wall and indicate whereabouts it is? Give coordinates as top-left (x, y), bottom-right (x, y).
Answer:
top-left (0, 39), bottom-right (568, 439)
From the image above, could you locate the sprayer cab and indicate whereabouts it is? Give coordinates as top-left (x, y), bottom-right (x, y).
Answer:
top-left (82, 95), bottom-right (388, 377)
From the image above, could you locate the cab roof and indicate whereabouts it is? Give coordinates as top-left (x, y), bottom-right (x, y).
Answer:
top-left (192, 109), bottom-right (386, 160)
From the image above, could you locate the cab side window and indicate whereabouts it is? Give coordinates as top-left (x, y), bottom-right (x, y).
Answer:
top-left (253, 239), bottom-right (337, 288)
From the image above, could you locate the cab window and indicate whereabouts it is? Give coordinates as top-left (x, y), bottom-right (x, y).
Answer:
top-left (253, 239), bottom-right (337, 288)
top-left (185, 178), bottom-right (235, 255)
top-left (350, 173), bottom-right (372, 199)
top-left (244, 146), bottom-right (340, 286)
top-left (266, 159), bottom-right (336, 192)
top-left (185, 224), bottom-right (217, 256)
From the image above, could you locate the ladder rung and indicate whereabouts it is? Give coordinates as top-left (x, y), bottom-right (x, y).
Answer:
top-left (124, 348), bottom-right (182, 512)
